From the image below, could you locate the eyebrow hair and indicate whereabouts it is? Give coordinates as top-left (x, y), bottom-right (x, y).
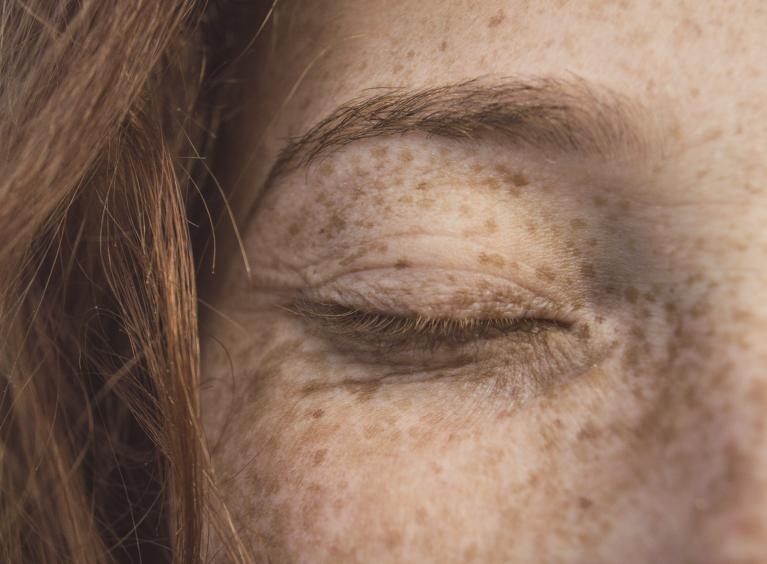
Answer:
top-left (266, 76), bottom-right (656, 184)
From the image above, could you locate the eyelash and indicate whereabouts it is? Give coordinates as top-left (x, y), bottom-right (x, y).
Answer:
top-left (286, 299), bottom-right (570, 350)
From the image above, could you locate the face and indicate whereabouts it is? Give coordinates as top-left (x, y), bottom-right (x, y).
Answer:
top-left (199, 1), bottom-right (767, 561)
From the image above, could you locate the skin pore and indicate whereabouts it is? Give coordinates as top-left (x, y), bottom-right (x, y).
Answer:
top-left (200, 1), bottom-right (767, 562)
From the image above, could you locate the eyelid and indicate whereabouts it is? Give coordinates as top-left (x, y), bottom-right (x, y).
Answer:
top-left (286, 298), bottom-right (571, 349)
top-left (286, 297), bottom-right (600, 401)
top-left (294, 266), bottom-right (582, 327)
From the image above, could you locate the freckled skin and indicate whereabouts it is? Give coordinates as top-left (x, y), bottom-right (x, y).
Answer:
top-left (200, 1), bottom-right (767, 562)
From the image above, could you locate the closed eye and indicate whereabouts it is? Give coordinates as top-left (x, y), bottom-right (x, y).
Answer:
top-left (286, 299), bottom-right (571, 350)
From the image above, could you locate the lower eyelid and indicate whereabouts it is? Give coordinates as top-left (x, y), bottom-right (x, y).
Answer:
top-left (301, 335), bottom-right (598, 404)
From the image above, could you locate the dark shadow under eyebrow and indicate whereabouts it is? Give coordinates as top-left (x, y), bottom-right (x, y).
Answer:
top-left (265, 76), bottom-right (658, 185)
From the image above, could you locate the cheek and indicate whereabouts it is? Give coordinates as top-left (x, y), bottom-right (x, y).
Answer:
top-left (200, 261), bottom-right (744, 562)
top-left (202, 318), bottom-right (685, 561)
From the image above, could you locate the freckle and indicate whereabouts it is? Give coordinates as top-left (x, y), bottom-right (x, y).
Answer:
top-left (415, 181), bottom-right (430, 190)
top-left (368, 180), bottom-right (386, 192)
top-left (431, 462), bottom-right (443, 475)
top-left (311, 409), bottom-right (325, 419)
top-left (580, 263), bottom-right (596, 279)
top-left (392, 64), bottom-right (404, 73)
top-left (395, 259), bottom-right (411, 269)
top-left (322, 211), bottom-right (346, 237)
top-left (371, 146), bottom-right (388, 159)
top-left (593, 195), bottom-right (607, 206)
top-left (484, 217), bottom-right (498, 234)
top-left (625, 286), bottom-right (639, 304)
top-left (701, 127), bottom-right (724, 143)
top-left (577, 497), bottom-right (594, 510)
top-left (621, 347), bottom-right (640, 370)
top-left (570, 218), bottom-right (587, 230)
top-left (525, 221), bottom-right (538, 234)
top-left (536, 265), bottom-right (556, 282)
top-left (384, 529), bottom-right (403, 548)
top-left (478, 252), bottom-right (505, 268)
top-left (470, 163), bottom-right (483, 174)
top-left (399, 149), bottom-right (413, 163)
top-left (313, 449), bottom-right (327, 466)
top-left (287, 222), bottom-right (301, 237)
top-left (488, 10), bottom-right (505, 27)
top-left (685, 272), bottom-right (703, 285)
top-left (405, 49), bottom-right (415, 59)
top-left (566, 242), bottom-right (582, 257)
top-left (319, 163), bottom-right (334, 177)
top-left (732, 308), bottom-right (753, 323)
top-left (363, 424), bottom-right (382, 439)
top-left (511, 173), bottom-right (529, 187)
top-left (439, 40), bottom-right (448, 51)
top-left (394, 398), bottom-right (412, 409)
top-left (688, 302), bottom-right (708, 318)
top-left (415, 507), bottom-right (428, 524)
top-left (631, 325), bottom-right (646, 339)
top-left (459, 203), bottom-right (472, 217)
top-left (481, 176), bottom-right (500, 190)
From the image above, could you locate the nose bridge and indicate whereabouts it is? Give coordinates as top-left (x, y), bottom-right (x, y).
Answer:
top-left (696, 440), bottom-right (767, 563)
top-left (691, 290), bottom-right (767, 560)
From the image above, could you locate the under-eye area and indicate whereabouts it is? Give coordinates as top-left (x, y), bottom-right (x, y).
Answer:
top-left (283, 296), bottom-right (599, 397)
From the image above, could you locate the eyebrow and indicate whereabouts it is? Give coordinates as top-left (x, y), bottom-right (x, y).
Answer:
top-left (265, 76), bottom-right (657, 185)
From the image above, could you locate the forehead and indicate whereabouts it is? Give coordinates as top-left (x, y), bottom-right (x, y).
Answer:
top-left (257, 0), bottom-right (766, 157)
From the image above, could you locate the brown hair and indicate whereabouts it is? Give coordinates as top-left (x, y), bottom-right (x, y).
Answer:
top-left (0, 1), bottom-right (260, 561)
